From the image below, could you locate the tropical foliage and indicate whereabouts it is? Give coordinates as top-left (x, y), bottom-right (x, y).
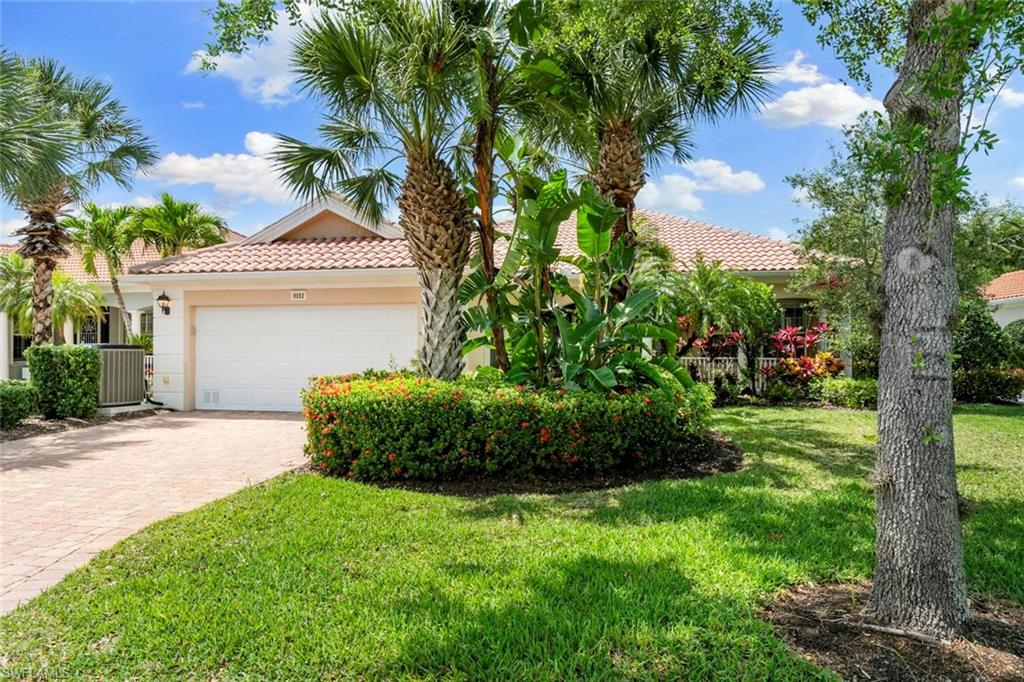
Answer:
top-left (63, 204), bottom-right (138, 336)
top-left (0, 253), bottom-right (104, 341)
top-left (2, 53), bottom-right (154, 345)
top-left (302, 372), bottom-right (711, 481)
top-left (134, 193), bottom-right (228, 257)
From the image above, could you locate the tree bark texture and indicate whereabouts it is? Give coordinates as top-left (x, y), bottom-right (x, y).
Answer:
top-left (30, 257), bottom-right (56, 346)
top-left (398, 153), bottom-right (472, 379)
top-left (865, 0), bottom-right (969, 639)
top-left (593, 119), bottom-right (643, 244)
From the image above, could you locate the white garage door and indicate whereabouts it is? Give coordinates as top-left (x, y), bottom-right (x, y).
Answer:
top-left (195, 304), bottom-right (418, 411)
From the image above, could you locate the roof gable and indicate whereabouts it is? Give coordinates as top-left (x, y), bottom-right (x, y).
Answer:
top-left (243, 196), bottom-right (401, 244)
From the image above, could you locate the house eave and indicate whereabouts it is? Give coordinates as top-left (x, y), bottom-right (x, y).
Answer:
top-left (121, 267), bottom-right (419, 287)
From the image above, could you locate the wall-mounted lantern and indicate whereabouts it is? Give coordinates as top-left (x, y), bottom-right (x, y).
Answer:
top-left (156, 291), bottom-right (172, 316)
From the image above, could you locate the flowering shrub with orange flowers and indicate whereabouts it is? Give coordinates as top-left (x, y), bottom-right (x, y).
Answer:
top-left (301, 372), bottom-right (712, 481)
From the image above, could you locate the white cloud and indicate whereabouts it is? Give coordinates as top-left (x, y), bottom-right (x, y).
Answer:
top-left (683, 159), bottom-right (766, 193)
top-left (769, 51), bottom-right (826, 85)
top-left (999, 86), bottom-right (1024, 108)
top-left (186, 10), bottom-right (306, 106)
top-left (181, 100), bottom-right (206, 110)
top-left (766, 226), bottom-right (791, 242)
top-left (637, 159), bottom-right (764, 214)
top-left (792, 186), bottom-right (810, 203)
top-left (761, 82), bottom-right (884, 129)
top-left (637, 174), bottom-right (703, 213)
top-left (148, 131), bottom-right (292, 205)
top-left (1011, 176), bottom-right (1024, 188)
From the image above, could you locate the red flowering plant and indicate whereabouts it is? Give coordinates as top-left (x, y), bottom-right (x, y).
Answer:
top-left (762, 322), bottom-right (843, 390)
top-left (301, 371), bottom-right (713, 481)
top-left (691, 326), bottom-right (742, 360)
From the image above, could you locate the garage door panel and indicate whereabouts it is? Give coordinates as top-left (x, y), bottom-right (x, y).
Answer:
top-left (195, 304), bottom-right (418, 411)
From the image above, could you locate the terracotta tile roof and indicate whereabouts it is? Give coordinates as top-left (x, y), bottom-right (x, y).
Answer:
top-left (0, 232), bottom-right (246, 283)
top-left (541, 210), bottom-right (801, 272)
top-left (130, 237), bottom-right (414, 274)
top-left (127, 210), bottom-right (801, 276)
top-left (984, 270), bottom-right (1024, 301)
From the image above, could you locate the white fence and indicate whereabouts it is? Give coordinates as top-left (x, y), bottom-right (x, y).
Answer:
top-left (679, 356), bottom-right (779, 393)
top-left (144, 355), bottom-right (154, 396)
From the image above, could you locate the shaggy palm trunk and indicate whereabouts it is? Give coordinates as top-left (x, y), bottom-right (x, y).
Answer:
top-left (16, 207), bottom-right (70, 347)
top-left (30, 257), bottom-right (56, 345)
top-left (593, 119), bottom-right (644, 245)
top-left (864, 0), bottom-right (969, 639)
top-left (398, 153), bottom-right (472, 379)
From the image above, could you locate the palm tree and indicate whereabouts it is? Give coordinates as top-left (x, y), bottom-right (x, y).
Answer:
top-left (63, 203), bottom-right (138, 337)
top-left (0, 50), bottom-right (75, 200)
top-left (134, 193), bottom-right (228, 257)
top-left (0, 253), bottom-right (104, 343)
top-left (527, 8), bottom-right (774, 244)
top-left (3, 56), bottom-right (155, 346)
top-left (274, 0), bottom-right (474, 379)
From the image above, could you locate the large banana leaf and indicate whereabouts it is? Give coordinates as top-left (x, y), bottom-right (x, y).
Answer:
top-left (575, 182), bottom-right (621, 259)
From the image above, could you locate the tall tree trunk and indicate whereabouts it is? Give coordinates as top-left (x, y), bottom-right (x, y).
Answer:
top-left (864, 0), bottom-right (969, 639)
top-left (474, 113), bottom-right (510, 372)
top-left (30, 257), bottom-right (56, 346)
top-left (110, 273), bottom-right (132, 339)
top-left (398, 153), bottom-right (472, 380)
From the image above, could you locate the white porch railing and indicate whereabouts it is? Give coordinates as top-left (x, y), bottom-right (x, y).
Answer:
top-left (679, 356), bottom-right (779, 393)
top-left (144, 355), bottom-right (154, 396)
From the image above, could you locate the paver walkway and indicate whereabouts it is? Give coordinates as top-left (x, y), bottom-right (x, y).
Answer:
top-left (1, 411), bottom-right (305, 614)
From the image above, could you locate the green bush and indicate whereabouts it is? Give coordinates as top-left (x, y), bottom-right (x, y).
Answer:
top-left (25, 345), bottom-right (102, 419)
top-left (0, 380), bottom-right (38, 428)
top-left (302, 374), bottom-right (713, 481)
top-left (1004, 319), bottom-right (1024, 368)
top-left (953, 298), bottom-right (1008, 369)
top-left (817, 377), bottom-right (878, 409)
top-left (953, 367), bottom-right (1024, 404)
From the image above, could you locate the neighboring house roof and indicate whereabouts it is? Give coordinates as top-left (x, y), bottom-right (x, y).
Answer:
top-left (984, 270), bottom-right (1024, 302)
top-left (129, 209), bottom-right (800, 276)
top-left (1, 232), bottom-right (245, 283)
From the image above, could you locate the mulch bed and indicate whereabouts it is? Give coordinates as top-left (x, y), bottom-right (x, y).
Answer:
top-left (765, 582), bottom-right (1024, 681)
top-left (1, 408), bottom-right (171, 442)
top-left (348, 431), bottom-right (745, 497)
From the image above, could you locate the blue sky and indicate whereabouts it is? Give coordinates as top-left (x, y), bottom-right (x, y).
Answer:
top-left (2, 1), bottom-right (1022, 243)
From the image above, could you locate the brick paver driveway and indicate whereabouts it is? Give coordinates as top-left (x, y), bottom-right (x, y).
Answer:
top-left (1, 411), bottom-right (305, 613)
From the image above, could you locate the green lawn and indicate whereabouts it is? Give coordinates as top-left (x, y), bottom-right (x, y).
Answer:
top-left (2, 405), bottom-right (1021, 680)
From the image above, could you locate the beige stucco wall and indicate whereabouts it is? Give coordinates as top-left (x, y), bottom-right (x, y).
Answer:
top-left (280, 211), bottom-right (380, 240)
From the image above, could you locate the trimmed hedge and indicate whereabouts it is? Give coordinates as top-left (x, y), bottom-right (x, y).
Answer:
top-left (817, 377), bottom-right (878, 409)
top-left (25, 345), bottom-right (102, 419)
top-left (0, 380), bottom-right (38, 429)
top-left (302, 374), bottom-right (713, 481)
top-left (953, 367), bottom-right (1024, 404)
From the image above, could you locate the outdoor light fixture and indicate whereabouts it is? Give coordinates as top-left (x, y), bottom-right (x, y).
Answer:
top-left (156, 291), bottom-right (171, 315)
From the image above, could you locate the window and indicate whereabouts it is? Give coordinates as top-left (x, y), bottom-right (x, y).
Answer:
top-left (12, 334), bottom-right (31, 362)
top-left (781, 304), bottom-right (806, 329)
top-left (140, 310), bottom-right (153, 336)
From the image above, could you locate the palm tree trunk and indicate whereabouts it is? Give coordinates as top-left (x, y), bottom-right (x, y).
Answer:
top-left (30, 257), bottom-right (56, 346)
top-left (398, 153), bottom-right (472, 380)
top-left (418, 267), bottom-right (466, 379)
top-left (474, 115), bottom-right (510, 372)
top-left (863, 0), bottom-right (969, 639)
top-left (110, 274), bottom-right (132, 339)
top-left (594, 119), bottom-right (644, 245)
